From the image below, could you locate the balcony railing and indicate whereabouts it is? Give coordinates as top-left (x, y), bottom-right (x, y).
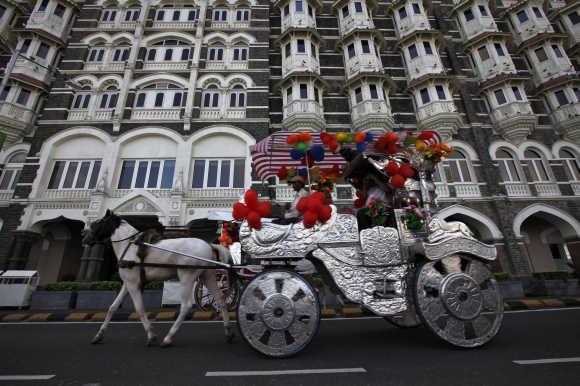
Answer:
top-left (26, 11), bottom-right (69, 39)
top-left (0, 190), bottom-right (14, 201)
top-left (459, 17), bottom-right (497, 41)
top-left (275, 184), bottom-right (354, 202)
top-left (530, 59), bottom-right (575, 86)
top-left (550, 103), bottom-right (580, 126)
top-left (0, 102), bottom-right (35, 125)
top-left (281, 14), bottom-right (316, 32)
top-left (571, 182), bottom-right (580, 196)
top-left (211, 20), bottom-right (250, 29)
top-left (345, 54), bottom-right (383, 78)
top-left (475, 58), bottom-right (516, 81)
top-left (435, 183), bottom-right (450, 198)
top-left (131, 108), bottom-right (181, 120)
top-left (489, 101), bottom-right (534, 123)
top-left (406, 55), bottom-right (444, 81)
top-left (453, 183), bottom-right (482, 198)
top-left (504, 182), bottom-right (531, 197)
top-left (13, 58), bottom-right (51, 84)
top-left (84, 62), bottom-right (126, 72)
top-left (205, 60), bottom-right (248, 71)
top-left (94, 109), bottom-right (113, 120)
top-left (151, 20), bottom-right (198, 30)
top-left (188, 188), bottom-right (246, 199)
top-left (284, 99), bottom-right (323, 119)
top-left (416, 100), bottom-right (457, 122)
top-left (282, 55), bottom-right (320, 77)
top-left (43, 189), bottom-right (92, 200)
top-left (533, 182), bottom-right (561, 197)
top-left (396, 14), bottom-right (430, 39)
top-left (67, 110), bottom-right (89, 121)
top-left (142, 61), bottom-right (189, 71)
top-left (339, 14), bottom-right (374, 36)
top-left (110, 189), bottom-right (173, 198)
top-left (199, 108), bottom-right (246, 120)
top-left (511, 18), bottom-right (554, 46)
top-left (352, 100), bottom-right (391, 121)
top-left (98, 20), bottom-right (138, 30)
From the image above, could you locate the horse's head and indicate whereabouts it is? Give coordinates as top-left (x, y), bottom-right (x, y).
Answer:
top-left (88, 209), bottom-right (123, 243)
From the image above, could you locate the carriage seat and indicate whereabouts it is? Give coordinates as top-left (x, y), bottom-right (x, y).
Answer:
top-left (253, 222), bottom-right (294, 245)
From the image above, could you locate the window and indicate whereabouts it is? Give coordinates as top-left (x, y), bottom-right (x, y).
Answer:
top-left (494, 43), bottom-right (505, 56)
top-left (478, 46), bottom-right (490, 61)
top-left (99, 88), bottom-right (118, 109)
top-left (101, 9), bottom-right (117, 21)
top-left (188, 10), bottom-right (196, 20)
top-left (0, 86), bottom-right (10, 101)
top-left (308, 5), bottom-right (313, 16)
top-left (0, 152), bottom-right (25, 191)
top-left (208, 47), bottom-right (224, 61)
top-left (88, 48), bottom-right (105, 62)
top-left (124, 9), bottom-right (139, 21)
top-left (172, 10), bottom-right (180, 21)
top-left (559, 149), bottom-right (580, 181)
top-left (354, 87), bottom-right (362, 103)
top-left (164, 49), bottom-right (173, 61)
top-left (156, 10), bottom-right (165, 20)
top-left (369, 84), bottom-right (379, 99)
top-left (478, 5), bottom-right (488, 17)
top-left (535, 47), bottom-right (548, 62)
top-left (310, 43), bottom-right (317, 58)
top-left (341, 6), bottom-right (349, 18)
top-left (286, 87), bottom-right (292, 102)
top-left (172, 92), bottom-right (182, 107)
top-left (355, 2), bottom-right (363, 13)
top-left (575, 88), bottom-right (580, 101)
top-left (191, 159), bottom-right (245, 188)
top-left (19, 39), bottom-right (31, 54)
top-left (73, 91), bottom-right (91, 109)
top-left (532, 7), bottom-right (543, 18)
top-left (494, 89), bottom-right (507, 105)
top-left (408, 44), bottom-right (418, 59)
top-left (447, 151), bottom-right (473, 183)
top-left (47, 160), bottom-right (101, 190)
top-left (314, 87), bottom-right (320, 104)
top-left (36, 43), bottom-right (50, 59)
top-left (15, 89), bottom-right (31, 106)
top-left (154, 93), bottom-right (164, 107)
top-left (555, 90), bottom-right (569, 106)
top-left (54, 4), bottom-right (66, 18)
top-left (296, 0), bottom-right (303, 12)
top-left (147, 49), bottom-right (156, 61)
top-left (525, 149), bottom-right (550, 182)
top-left (423, 41), bottom-right (433, 55)
top-left (516, 10), bottom-right (528, 23)
top-left (284, 44), bottom-right (291, 58)
top-left (299, 84), bottom-right (308, 99)
top-left (398, 7), bottom-right (407, 19)
top-left (361, 40), bottom-right (370, 54)
top-left (213, 9), bottom-right (227, 21)
top-left (38, 0), bottom-right (49, 12)
top-left (347, 43), bottom-right (355, 58)
top-left (435, 85), bottom-right (446, 100)
top-left (297, 39), bottom-right (305, 53)
top-left (135, 93), bottom-right (146, 107)
top-left (229, 85), bottom-right (246, 108)
top-left (236, 10), bottom-right (249, 21)
top-left (420, 88), bottom-right (430, 104)
top-left (512, 87), bottom-right (523, 101)
top-left (113, 47), bottom-right (130, 61)
top-left (495, 149), bottom-right (522, 182)
top-left (0, 5), bottom-right (5, 21)
top-left (181, 48), bottom-right (189, 61)
top-left (412, 3), bottom-right (421, 14)
top-left (569, 11), bottom-right (580, 25)
top-left (464, 9), bottom-right (474, 22)
top-left (284, 4), bottom-right (290, 16)
top-left (118, 159), bottom-right (175, 189)
top-left (203, 85), bottom-right (220, 108)
top-left (552, 45), bottom-right (563, 58)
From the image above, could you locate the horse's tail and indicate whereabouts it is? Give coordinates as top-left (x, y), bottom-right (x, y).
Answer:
top-left (211, 244), bottom-right (232, 265)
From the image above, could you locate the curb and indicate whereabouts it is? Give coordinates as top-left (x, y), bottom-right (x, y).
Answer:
top-left (1, 298), bottom-right (579, 323)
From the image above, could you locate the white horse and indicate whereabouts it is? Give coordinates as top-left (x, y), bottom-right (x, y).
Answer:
top-left (87, 210), bottom-right (233, 347)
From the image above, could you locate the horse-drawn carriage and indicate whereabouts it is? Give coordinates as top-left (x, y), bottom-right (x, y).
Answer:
top-left (88, 131), bottom-right (503, 356)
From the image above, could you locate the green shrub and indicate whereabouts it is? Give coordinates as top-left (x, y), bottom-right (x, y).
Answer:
top-left (60, 274), bottom-right (76, 282)
top-left (494, 272), bottom-right (512, 281)
top-left (44, 282), bottom-right (80, 291)
top-left (143, 280), bottom-right (164, 290)
top-left (532, 271), bottom-right (572, 281)
top-left (88, 281), bottom-right (122, 290)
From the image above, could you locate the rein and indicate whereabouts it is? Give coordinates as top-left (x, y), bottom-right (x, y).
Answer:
top-left (110, 231), bottom-right (143, 243)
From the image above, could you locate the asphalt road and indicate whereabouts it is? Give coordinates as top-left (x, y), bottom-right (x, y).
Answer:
top-left (0, 308), bottom-right (579, 386)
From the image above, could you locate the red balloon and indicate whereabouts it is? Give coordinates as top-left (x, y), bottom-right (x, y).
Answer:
top-left (329, 140), bottom-right (339, 153)
top-left (287, 135), bottom-right (299, 145)
top-left (277, 166), bottom-right (288, 180)
top-left (244, 189), bottom-right (259, 210)
top-left (303, 211), bottom-right (318, 228)
top-left (354, 132), bottom-right (366, 144)
top-left (385, 161), bottom-right (400, 176)
top-left (391, 174), bottom-right (406, 189)
top-left (232, 202), bottom-right (249, 221)
top-left (320, 132), bottom-right (332, 145)
top-left (299, 132), bottom-right (312, 142)
top-left (319, 205), bottom-right (332, 222)
top-left (354, 198), bottom-right (364, 208)
top-left (258, 201), bottom-right (271, 217)
top-left (307, 198), bottom-right (323, 214)
top-left (296, 197), bottom-right (309, 213)
top-left (400, 163), bottom-right (416, 179)
top-left (387, 143), bottom-right (399, 154)
top-left (310, 192), bottom-right (326, 203)
top-left (247, 211), bottom-right (262, 230)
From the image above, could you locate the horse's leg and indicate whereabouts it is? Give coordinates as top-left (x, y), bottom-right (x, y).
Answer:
top-left (91, 283), bottom-right (128, 344)
top-left (161, 270), bottom-right (195, 348)
top-left (204, 270), bottom-right (233, 342)
top-left (126, 281), bottom-right (157, 346)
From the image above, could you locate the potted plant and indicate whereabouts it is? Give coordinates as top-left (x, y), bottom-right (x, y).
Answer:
top-left (121, 280), bottom-right (164, 310)
top-left (76, 281), bottom-right (122, 310)
top-left (527, 272), bottom-right (579, 296)
top-left (30, 281), bottom-right (79, 310)
top-left (494, 272), bottom-right (524, 299)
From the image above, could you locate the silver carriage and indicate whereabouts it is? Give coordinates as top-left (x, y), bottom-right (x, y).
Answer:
top-left (230, 172), bottom-right (504, 358)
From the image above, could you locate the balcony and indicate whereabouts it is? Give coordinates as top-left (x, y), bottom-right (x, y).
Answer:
top-left (489, 101), bottom-right (537, 144)
top-left (83, 62), bottom-right (126, 72)
top-left (571, 182), bottom-right (580, 196)
top-left (0, 190), bottom-right (14, 201)
top-left (416, 100), bottom-right (462, 140)
top-left (67, 109), bottom-right (114, 122)
top-left (282, 14), bottom-right (316, 33)
top-left (435, 183), bottom-right (450, 198)
top-left (142, 61), bottom-right (189, 71)
top-left (42, 189), bottom-right (92, 200)
top-left (474, 57), bottom-right (516, 82)
top-left (504, 182), bottom-right (531, 197)
top-left (12, 58), bottom-right (51, 85)
top-left (94, 109), bottom-right (114, 121)
top-left (67, 110), bottom-right (88, 121)
top-left (339, 14), bottom-right (374, 37)
top-left (282, 55), bottom-right (320, 77)
top-left (533, 182), bottom-right (561, 197)
top-left (26, 11), bottom-right (70, 40)
top-left (510, 16), bottom-right (554, 46)
top-left (199, 108), bottom-right (246, 120)
top-left (188, 188), bottom-right (246, 200)
top-left (282, 99), bottom-right (325, 131)
top-left (211, 20), bottom-right (250, 30)
top-left (275, 184), bottom-right (354, 202)
top-left (529, 58), bottom-right (575, 86)
top-left (457, 17), bottom-right (498, 41)
top-left (205, 60), bottom-right (248, 71)
top-left (0, 101), bottom-right (36, 128)
top-left (98, 19), bottom-right (138, 31)
top-left (351, 100), bottom-right (395, 131)
top-left (452, 183), bottom-right (482, 198)
top-left (406, 55), bottom-right (444, 81)
top-left (131, 108), bottom-right (181, 120)
top-left (395, 14), bottom-right (430, 39)
top-left (551, 103), bottom-right (580, 142)
top-left (345, 54), bottom-right (383, 79)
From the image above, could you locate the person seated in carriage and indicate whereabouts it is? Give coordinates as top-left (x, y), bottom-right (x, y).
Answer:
top-left (282, 175), bottom-right (310, 223)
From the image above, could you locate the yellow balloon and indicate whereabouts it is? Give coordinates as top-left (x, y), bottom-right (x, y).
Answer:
top-left (415, 140), bottom-right (427, 152)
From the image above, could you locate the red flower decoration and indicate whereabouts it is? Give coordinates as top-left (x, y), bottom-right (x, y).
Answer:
top-left (232, 189), bottom-right (271, 230)
top-left (399, 163), bottom-right (415, 179)
top-left (385, 161), bottom-right (400, 176)
top-left (296, 192), bottom-right (333, 228)
top-left (391, 174), bottom-right (406, 189)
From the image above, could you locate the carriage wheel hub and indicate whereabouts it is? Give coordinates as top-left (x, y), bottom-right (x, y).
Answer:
top-left (262, 294), bottom-right (295, 330)
top-left (440, 273), bottom-right (482, 320)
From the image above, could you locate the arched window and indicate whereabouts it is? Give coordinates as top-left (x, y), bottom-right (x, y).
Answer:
top-left (134, 83), bottom-right (185, 109)
top-left (495, 148), bottom-right (522, 182)
top-left (202, 84), bottom-right (220, 108)
top-left (0, 151), bottom-right (26, 191)
top-left (559, 148), bottom-right (580, 181)
top-left (232, 44), bottom-right (248, 61)
top-left (148, 40), bottom-right (190, 62)
top-left (72, 86), bottom-right (92, 110)
top-left (111, 45), bottom-right (130, 62)
top-left (447, 150), bottom-right (475, 183)
top-left (99, 86), bottom-right (119, 109)
top-left (208, 44), bottom-right (225, 61)
top-left (229, 84), bottom-right (246, 108)
top-left (524, 148), bottom-right (551, 182)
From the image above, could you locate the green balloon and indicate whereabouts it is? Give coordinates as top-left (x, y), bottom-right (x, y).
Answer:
top-left (296, 141), bottom-right (308, 152)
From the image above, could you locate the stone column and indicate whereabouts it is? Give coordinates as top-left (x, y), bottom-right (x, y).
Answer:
top-left (76, 244), bottom-right (92, 281)
top-left (84, 242), bottom-right (106, 281)
top-left (7, 231), bottom-right (39, 269)
top-left (565, 239), bottom-right (580, 275)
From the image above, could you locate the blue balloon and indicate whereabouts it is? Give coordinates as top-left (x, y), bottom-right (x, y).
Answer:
top-left (357, 142), bottom-right (367, 152)
top-left (309, 145), bottom-right (325, 162)
top-left (297, 168), bottom-right (308, 176)
top-left (290, 149), bottom-right (304, 160)
top-left (365, 133), bottom-right (374, 142)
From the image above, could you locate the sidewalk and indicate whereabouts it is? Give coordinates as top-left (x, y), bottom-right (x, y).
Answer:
top-left (1, 297), bottom-right (579, 323)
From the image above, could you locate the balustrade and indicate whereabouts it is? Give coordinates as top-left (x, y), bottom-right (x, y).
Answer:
top-left (453, 183), bottom-right (482, 197)
top-left (406, 55), bottom-right (444, 81)
top-left (339, 14), bottom-right (374, 36)
top-left (142, 61), bottom-right (189, 71)
top-left (345, 54), bottom-right (383, 78)
top-left (504, 182), bottom-right (531, 197)
top-left (533, 182), bottom-right (561, 197)
top-left (416, 101), bottom-right (457, 122)
top-left (131, 108), bottom-right (181, 120)
top-left (0, 102), bottom-right (35, 124)
top-left (489, 101), bottom-right (533, 123)
top-left (282, 55), bottom-right (320, 77)
top-left (459, 16), bottom-right (497, 41)
top-left (396, 13), bottom-right (430, 39)
top-left (282, 14), bottom-right (316, 32)
top-left (27, 11), bottom-right (69, 39)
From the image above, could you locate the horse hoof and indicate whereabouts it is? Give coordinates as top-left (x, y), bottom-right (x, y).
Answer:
top-left (91, 334), bottom-right (103, 344)
top-left (160, 340), bottom-right (173, 348)
top-left (146, 335), bottom-right (158, 347)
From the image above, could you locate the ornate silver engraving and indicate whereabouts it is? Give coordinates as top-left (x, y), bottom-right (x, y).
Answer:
top-left (423, 237), bottom-right (497, 261)
top-left (360, 226), bottom-right (402, 266)
top-left (229, 242), bottom-right (242, 265)
top-left (427, 218), bottom-right (474, 243)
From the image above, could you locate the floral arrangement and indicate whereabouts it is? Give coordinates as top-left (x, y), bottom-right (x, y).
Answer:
top-left (296, 192), bottom-right (333, 228)
top-left (403, 205), bottom-right (430, 231)
top-left (232, 189), bottom-right (271, 230)
top-left (363, 198), bottom-right (390, 227)
top-left (320, 131), bottom-right (374, 153)
top-left (218, 221), bottom-right (239, 247)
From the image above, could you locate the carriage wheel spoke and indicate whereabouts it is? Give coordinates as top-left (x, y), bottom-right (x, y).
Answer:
top-left (472, 314), bottom-right (492, 337)
top-left (268, 330), bottom-right (286, 348)
top-left (466, 261), bottom-right (492, 285)
top-left (444, 317), bottom-right (466, 339)
top-left (294, 298), bottom-right (316, 319)
top-left (422, 297), bottom-right (447, 321)
top-left (257, 276), bottom-right (278, 298)
top-left (480, 288), bottom-right (499, 312)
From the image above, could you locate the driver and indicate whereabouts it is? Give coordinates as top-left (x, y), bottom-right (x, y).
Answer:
top-left (284, 175), bottom-right (309, 222)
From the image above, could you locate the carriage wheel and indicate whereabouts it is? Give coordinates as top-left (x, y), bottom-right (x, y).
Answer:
top-left (194, 271), bottom-right (240, 312)
top-left (384, 307), bottom-right (422, 328)
top-left (237, 269), bottom-right (320, 358)
top-left (415, 255), bottom-right (503, 348)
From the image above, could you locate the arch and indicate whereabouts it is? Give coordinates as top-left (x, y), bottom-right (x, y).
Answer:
top-left (0, 143), bottom-right (30, 164)
top-left (225, 74), bottom-right (253, 88)
top-left (489, 140), bottom-right (519, 159)
top-left (552, 140), bottom-right (580, 158)
top-left (131, 74), bottom-right (189, 89)
top-left (204, 32), bottom-right (228, 45)
top-left (38, 127), bottom-right (112, 157)
top-left (203, 32), bottom-right (256, 45)
top-left (186, 125), bottom-right (256, 149)
top-left (71, 75), bottom-right (99, 89)
top-left (95, 75), bottom-right (123, 90)
top-left (447, 140), bottom-right (479, 160)
top-left (110, 32), bottom-right (135, 46)
top-left (82, 33), bottom-right (112, 46)
top-left (436, 205), bottom-right (503, 241)
top-left (513, 204), bottom-right (580, 239)
top-left (111, 191), bottom-right (164, 214)
top-left (230, 32), bottom-right (256, 45)
top-left (115, 126), bottom-right (183, 147)
top-left (141, 32), bottom-right (196, 46)
top-left (518, 140), bottom-right (553, 160)
top-left (197, 74), bottom-right (226, 88)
